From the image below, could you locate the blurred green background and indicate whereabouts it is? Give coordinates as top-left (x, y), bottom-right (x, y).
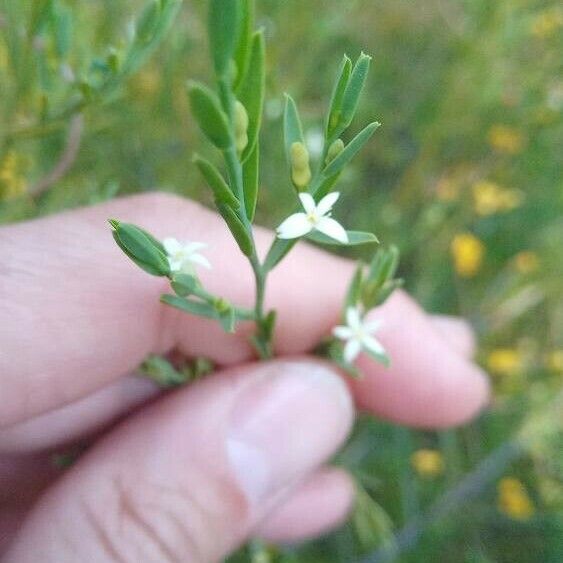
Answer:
top-left (1, 0), bottom-right (562, 561)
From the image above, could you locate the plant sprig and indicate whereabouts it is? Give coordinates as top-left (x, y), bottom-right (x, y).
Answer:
top-left (110, 0), bottom-right (402, 372)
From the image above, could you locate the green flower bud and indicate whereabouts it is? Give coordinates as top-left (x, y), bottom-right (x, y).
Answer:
top-left (290, 141), bottom-right (312, 190)
top-left (109, 219), bottom-right (169, 277)
top-left (325, 138), bottom-right (345, 164)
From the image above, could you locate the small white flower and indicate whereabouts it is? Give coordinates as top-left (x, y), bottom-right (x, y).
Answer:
top-left (163, 238), bottom-right (211, 274)
top-left (276, 192), bottom-right (348, 243)
top-left (333, 307), bottom-right (386, 363)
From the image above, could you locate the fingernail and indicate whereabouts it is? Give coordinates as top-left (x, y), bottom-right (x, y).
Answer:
top-left (226, 361), bottom-right (353, 504)
top-left (431, 315), bottom-right (476, 359)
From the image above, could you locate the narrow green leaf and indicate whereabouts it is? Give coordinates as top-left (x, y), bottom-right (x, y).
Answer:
top-left (216, 203), bottom-right (254, 256)
top-left (160, 294), bottom-right (218, 319)
top-left (193, 155), bottom-right (239, 208)
top-left (323, 122), bottom-right (380, 178)
top-left (208, 0), bottom-right (240, 76)
top-left (307, 230), bottom-right (379, 247)
top-left (283, 94), bottom-right (305, 161)
top-left (326, 55), bottom-right (352, 137)
top-left (243, 142), bottom-right (259, 221)
top-left (238, 31), bottom-right (265, 162)
top-left (136, 0), bottom-right (160, 45)
top-left (110, 220), bottom-right (169, 276)
top-left (363, 346), bottom-right (391, 368)
top-left (339, 52), bottom-right (372, 132)
top-left (233, 0), bottom-right (255, 90)
top-left (263, 238), bottom-right (298, 272)
top-left (188, 83), bottom-right (232, 150)
top-left (346, 263), bottom-right (365, 308)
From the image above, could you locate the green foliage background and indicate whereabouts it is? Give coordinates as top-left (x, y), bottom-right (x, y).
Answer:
top-left (1, 1), bottom-right (561, 561)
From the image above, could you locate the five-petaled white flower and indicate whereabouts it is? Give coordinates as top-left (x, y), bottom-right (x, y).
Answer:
top-left (333, 307), bottom-right (386, 363)
top-left (163, 238), bottom-right (211, 274)
top-left (276, 192), bottom-right (348, 243)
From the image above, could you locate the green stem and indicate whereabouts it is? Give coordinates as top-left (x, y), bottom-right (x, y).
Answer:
top-left (218, 76), bottom-right (273, 358)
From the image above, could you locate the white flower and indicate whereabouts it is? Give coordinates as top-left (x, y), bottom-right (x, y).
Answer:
top-left (276, 192), bottom-right (348, 243)
top-left (333, 307), bottom-right (386, 363)
top-left (163, 238), bottom-right (211, 274)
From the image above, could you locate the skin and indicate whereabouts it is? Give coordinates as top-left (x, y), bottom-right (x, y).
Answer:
top-left (0, 193), bottom-right (489, 562)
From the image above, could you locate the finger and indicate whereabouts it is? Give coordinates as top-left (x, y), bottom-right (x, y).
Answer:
top-left (349, 303), bottom-right (489, 428)
top-left (254, 467), bottom-right (354, 544)
top-left (430, 315), bottom-right (476, 359)
top-left (4, 360), bottom-right (353, 563)
top-left (0, 376), bottom-right (159, 453)
top-left (1, 193), bottom-right (488, 430)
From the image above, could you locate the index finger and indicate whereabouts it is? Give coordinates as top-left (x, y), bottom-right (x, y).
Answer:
top-left (0, 193), bottom-right (489, 428)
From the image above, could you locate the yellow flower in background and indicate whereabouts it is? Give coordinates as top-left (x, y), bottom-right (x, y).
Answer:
top-left (411, 449), bottom-right (444, 478)
top-left (497, 478), bottom-right (535, 520)
top-left (513, 251), bottom-right (540, 274)
top-left (450, 233), bottom-right (485, 277)
top-left (488, 125), bottom-right (525, 154)
top-left (547, 350), bottom-right (563, 372)
top-left (0, 150), bottom-right (27, 199)
top-left (487, 348), bottom-right (522, 377)
top-left (531, 7), bottom-right (563, 39)
top-left (472, 181), bottom-right (524, 216)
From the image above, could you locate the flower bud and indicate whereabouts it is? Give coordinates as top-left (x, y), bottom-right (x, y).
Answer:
top-left (325, 138), bottom-right (345, 164)
top-left (234, 100), bottom-right (249, 154)
top-left (290, 141), bottom-right (312, 190)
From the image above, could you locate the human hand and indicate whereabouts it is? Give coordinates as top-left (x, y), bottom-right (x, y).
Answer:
top-left (0, 193), bottom-right (489, 562)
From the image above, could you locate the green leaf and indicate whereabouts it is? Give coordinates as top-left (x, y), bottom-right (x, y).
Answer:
top-left (216, 203), bottom-right (254, 256)
top-left (363, 346), bottom-right (391, 368)
top-left (140, 354), bottom-right (189, 388)
top-left (208, 0), bottom-right (240, 77)
top-left (263, 238), bottom-right (298, 272)
top-left (188, 82), bottom-right (232, 150)
top-left (339, 52), bottom-right (372, 133)
top-left (346, 263), bottom-right (365, 308)
top-left (233, 0), bottom-right (255, 90)
top-left (323, 122), bottom-right (380, 178)
top-left (193, 154), bottom-right (239, 208)
top-left (238, 31), bottom-right (265, 162)
top-left (243, 142), bottom-right (259, 221)
top-left (307, 230), bottom-right (379, 247)
top-left (326, 55), bottom-right (352, 137)
top-left (283, 94), bottom-right (305, 161)
top-left (136, 0), bottom-right (160, 45)
top-left (110, 219), bottom-right (169, 276)
top-left (160, 294), bottom-right (218, 319)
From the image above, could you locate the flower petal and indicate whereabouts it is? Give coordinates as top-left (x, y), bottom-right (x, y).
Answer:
top-left (316, 217), bottom-right (348, 243)
top-left (188, 252), bottom-right (212, 269)
top-left (364, 318), bottom-right (383, 333)
top-left (363, 335), bottom-right (386, 356)
top-left (346, 307), bottom-right (362, 330)
top-left (168, 258), bottom-right (183, 272)
top-left (343, 338), bottom-right (362, 363)
top-left (184, 242), bottom-right (207, 254)
top-left (316, 191), bottom-right (340, 216)
top-left (163, 237), bottom-right (182, 255)
top-left (276, 213), bottom-right (312, 239)
top-left (333, 325), bottom-right (353, 340)
top-left (298, 193), bottom-right (317, 215)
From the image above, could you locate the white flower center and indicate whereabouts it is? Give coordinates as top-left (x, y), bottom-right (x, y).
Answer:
top-left (306, 211), bottom-right (319, 224)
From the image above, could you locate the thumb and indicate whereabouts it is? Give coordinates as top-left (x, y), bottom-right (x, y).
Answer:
top-left (5, 360), bottom-right (353, 563)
